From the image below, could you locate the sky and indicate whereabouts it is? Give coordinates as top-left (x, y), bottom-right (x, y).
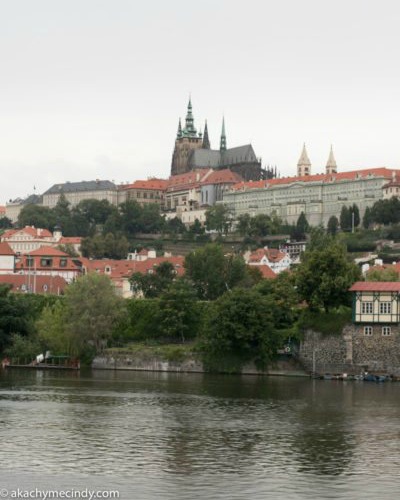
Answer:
top-left (1, 0), bottom-right (400, 204)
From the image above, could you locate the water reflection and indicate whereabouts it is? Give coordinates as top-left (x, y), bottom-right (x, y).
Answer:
top-left (1, 370), bottom-right (400, 499)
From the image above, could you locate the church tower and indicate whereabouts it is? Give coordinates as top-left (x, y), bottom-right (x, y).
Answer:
top-left (325, 145), bottom-right (337, 175)
top-left (297, 143), bottom-right (311, 177)
top-left (171, 98), bottom-right (204, 176)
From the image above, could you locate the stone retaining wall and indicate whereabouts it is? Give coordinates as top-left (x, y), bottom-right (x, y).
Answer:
top-left (299, 325), bottom-right (400, 375)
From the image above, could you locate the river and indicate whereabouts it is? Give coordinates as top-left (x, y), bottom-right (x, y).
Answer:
top-left (1, 369), bottom-right (400, 499)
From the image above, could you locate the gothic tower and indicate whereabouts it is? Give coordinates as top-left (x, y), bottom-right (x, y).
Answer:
top-left (220, 117), bottom-right (227, 152)
top-left (171, 98), bottom-right (204, 176)
top-left (297, 143), bottom-right (311, 177)
top-left (326, 145), bottom-right (337, 175)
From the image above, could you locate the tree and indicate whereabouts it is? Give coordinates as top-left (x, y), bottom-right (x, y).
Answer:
top-left (327, 216), bottom-right (339, 236)
top-left (165, 217), bottom-right (186, 235)
top-left (50, 274), bottom-right (125, 356)
top-left (0, 285), bottom-right (31, 353)
top-left (255, 271), bottom-right (299, 328)
top-left (295, 240), bottom-right (360, 312)
top-left (199, 289), bottom-right (280, 372)
top-left (366, 267), bottom-right (399, 282)
top-left (130, 261), bottom-right (177, 298)
top-left (205, 205), bottom-right (232, 234)
top-left (249, 214), bottom-right (272, 238)
top-left (363, 207), bottom-right (373, 229)
top-left (291, 212), bottom-right (309, 240)
top-left (184, 244), bottom-right (249, 300)
top-left (18, 204), bottom-right (56, 230)
top-left (340, 205), bottom-right (351, 231)
top-left (236, 213), bottom-right (251, 236)
top-left (156, 279), bottom-right (199, 343)
top-left (0, 217), bottom-right (12, 230)
top-left (119, 200), bottom-right (142, 236)
top-left (351, 204), bottom-right (360, 228)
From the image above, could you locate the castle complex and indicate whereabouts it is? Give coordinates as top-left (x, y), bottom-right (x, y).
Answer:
top-left (171, 99), bottom-right (270, 182)
top-left (223, 144), bottom-right (400, 226)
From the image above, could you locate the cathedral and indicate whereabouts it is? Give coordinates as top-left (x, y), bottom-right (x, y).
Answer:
top-left (170, 99), bottom-right (271, 181)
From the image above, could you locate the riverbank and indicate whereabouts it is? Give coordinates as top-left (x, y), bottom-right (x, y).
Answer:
top-left (92, 344), bottom-right (308, 377)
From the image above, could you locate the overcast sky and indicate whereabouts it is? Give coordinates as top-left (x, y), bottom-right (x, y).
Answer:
top-left (1, 0), bottom-right (400, 204)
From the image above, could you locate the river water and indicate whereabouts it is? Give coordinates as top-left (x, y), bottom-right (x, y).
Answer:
top-left (1, 369), bottom-right (400, 499)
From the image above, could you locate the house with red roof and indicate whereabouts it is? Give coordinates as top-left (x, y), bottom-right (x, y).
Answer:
top-left (246, 247), bottom-right (292, 274)
top-left (118, 178), bottom-right (168, 207)
top-left (15, 246), bottom-right (82, 283)
top-left (80, 255), bottom-right (185, 298)
top-left (0, 274), bottom-right (67, 295)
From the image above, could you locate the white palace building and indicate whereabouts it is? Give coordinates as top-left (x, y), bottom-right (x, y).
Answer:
top-left (222, 145), bottom-right (400, 226)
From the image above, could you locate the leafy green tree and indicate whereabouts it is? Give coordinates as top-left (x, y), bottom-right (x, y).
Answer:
top-left (0, 217), bottom-right (12, 229)
top-left (205, 205), bottom-right (232, 234)
top-left (119, 200), bottom-right (142, 236)
top-left (236, 213), bottom-right (251, 236)
top-left (370, 198), bottom-right (400, 225)
top-left (184, 244), bottom-right (249, 300)
top-left (57, 243), bottom-right (79, 257)
top-left (340, 205), bottom-right (351, 231)
top-left (139, 204), bottom-right (165, 233)
top-left (0, 285), bottom-right (31, 353)
top-left (18, 204), bottom-right (56, 230)
top-left (199, 289), bottom-right (279, 372)
top-left (189, 218), bottom-right (204, 235)
top-left (165, 217), bottom-right (186, 235)
top-left (249, 214), bottom-right (272, 238)
top-left (130, 261), bottom-right (177, 298)
top-left (295, 240), bottom-right (360, 312)
top-left (255, 271), bottom-right (299, 328)
top-left (156, 279), bottom-right (199, 343)
top-left (366, 267), bottom-right (399, 282)
top-left (65, 273), bottom-right (126, 354)
top-left (327, 215), bottom-right (339, 236)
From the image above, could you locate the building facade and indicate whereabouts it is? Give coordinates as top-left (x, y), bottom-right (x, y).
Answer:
top-left (118, 179), bottom-right (168, 207)
top-left (223, 148), bottom-right (398, 226)
top-left (42, 180), bottom-right (117, 208)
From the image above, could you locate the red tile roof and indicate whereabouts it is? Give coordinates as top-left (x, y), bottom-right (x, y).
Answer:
top-left (59, 237), bottom-right (82, 245)
top-left (29, 246), bottom-right (69, 257)
top-left (248, 248), bottom-right (287, 263)
top-left (81, 256), bottom-right (185, 280)
top-left (0, 274), bottom-right (67, 294)
top-left (166, 169), bottom-right (212, 191)
top-left (0, 242), bottom-right (15, 256)
top-left (256, 265), bottom-right (277, 279)
top-left (232, 167), bottom-right (397, 191)
top-left (121, 179), bottom-right (168, 191)
top-left (201, 169), bottom-right (243, 185)
top-left (349, 281), bottom-right (400, 292)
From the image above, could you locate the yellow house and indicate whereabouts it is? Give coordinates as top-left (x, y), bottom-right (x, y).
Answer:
top-left (349, 282), bottom-right (400, 336)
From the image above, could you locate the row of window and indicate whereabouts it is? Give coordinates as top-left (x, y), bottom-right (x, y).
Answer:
top-left (364, 326), bottom-right (392, 336)
top-left (361, 302), bottom-right (393, 314)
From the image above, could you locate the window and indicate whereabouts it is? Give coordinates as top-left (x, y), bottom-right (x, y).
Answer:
top-left (364, 326), bottom-right (373, 336)
top-left (40, 258), bottom-right (52, 267)
top-left (60, 259), bottom-right (67, 268)
top-left (380, 302), bottom-right (392, 314)
top-left (382, 326), bottom-right (392, 336)
top-left (26, 257), bottom-right (34, 267)
top-left (361, 302), bottom-right (373, 314)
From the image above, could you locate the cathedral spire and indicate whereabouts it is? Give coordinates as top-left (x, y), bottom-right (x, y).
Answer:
top-left (177, 118), bottom-right (182, 138)
top-left (202, 120), bottom-right (210, 149)
top-left (297, 143), bottom-right (311, 176)
top-left (326, 145), bottom-right (337, 175)
top-left (220, 117), bottom-right (227, 152)
top-left (184, 97), bottom-right (197, 136)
